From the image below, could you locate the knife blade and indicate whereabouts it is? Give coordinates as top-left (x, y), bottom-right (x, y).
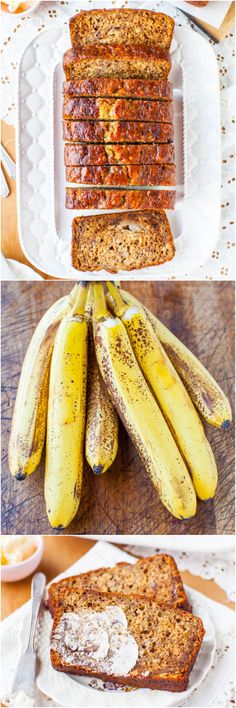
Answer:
top-left (177, 7), bottom-right (218, 43)
top-left (11, 572), bottom-right (46, 705)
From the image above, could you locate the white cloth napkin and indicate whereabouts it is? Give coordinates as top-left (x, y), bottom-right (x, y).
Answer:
top-left (1, 253), bottom-right (43, 280)
top-left (1, 541), bottom-right (235, 708)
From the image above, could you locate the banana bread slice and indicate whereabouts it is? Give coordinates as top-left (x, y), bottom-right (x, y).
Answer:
top-left (71, 211), bottom-right (175, 272)
top-left (63, 46), bottom-right (171, 81)
top-left (66, 164), bottom-right (176, 187)
top-left (69, 9), bottom-right (174, 50)
top-left (64, 143), bottom-right (175, 166)
top-left (63, 121), bottom-right (174, 144)
top-left (48, 554), bottom-right (188, 617)
top-left (63, 78), bottom-right (173, 101)
top-left (63, 97), bottom-right (173, 123)
top-left (66, 188), bottom-right (176, 211)
top-left (50, 590), bottom-right (204, 691)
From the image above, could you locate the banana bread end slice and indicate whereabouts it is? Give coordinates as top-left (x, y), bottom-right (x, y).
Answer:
top-left (71, 211), bottom-right (175, 272)
top-left (69, 9), bottom-right (174, 50)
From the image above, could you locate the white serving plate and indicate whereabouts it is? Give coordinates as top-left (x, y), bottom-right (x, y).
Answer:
top-left (16, 16), bottom-right (221, 279)
top-left (34, 543), bottom-right (215, 708)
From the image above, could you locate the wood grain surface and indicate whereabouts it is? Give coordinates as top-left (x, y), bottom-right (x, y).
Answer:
top-left (1, 280), bottom-right (235, 535)
top-left (1, 537), bottom-right (234, 621)
top-left (1, 120), bottom-right (56, 279)
top-left (182, 1), bottom-right (235, 42)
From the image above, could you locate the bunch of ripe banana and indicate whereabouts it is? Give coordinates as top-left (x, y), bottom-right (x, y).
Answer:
top-left (8, 281), bottom-right (232, 529)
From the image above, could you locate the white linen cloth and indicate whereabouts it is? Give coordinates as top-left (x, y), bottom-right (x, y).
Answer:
top-left (0, 253), bottom-right (43, 280)
top-left (0, 541), bottom-right (235, 708)
top-left (0, 0), bottom-right (235, 280)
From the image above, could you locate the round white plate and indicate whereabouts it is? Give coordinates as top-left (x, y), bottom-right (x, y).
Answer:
top-left (36, 588), bottom-right (216, 708)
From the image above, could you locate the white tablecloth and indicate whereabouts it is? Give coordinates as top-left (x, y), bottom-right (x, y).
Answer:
top-left (1, 0), bottom-right (235, 280)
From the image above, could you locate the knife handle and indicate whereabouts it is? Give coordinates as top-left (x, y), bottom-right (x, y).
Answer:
top-left (1, 166), bottom-right (9, 198)
top-left (1, 143), bottom-right (16, 179)
top-left (27, 572), bottom-right (46, 653)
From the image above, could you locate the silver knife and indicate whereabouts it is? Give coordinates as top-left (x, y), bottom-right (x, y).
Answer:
top-left (11, 572), bottom-right (46, 706)
top-left (1, 166), bottom-right (10, 198)
top-left (1, 143), bottom-right (16, 179)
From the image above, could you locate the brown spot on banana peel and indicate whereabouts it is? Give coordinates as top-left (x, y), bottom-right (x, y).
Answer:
top-left (120, 290), bottom-right (232, 430)
top-left (86, 329), bottom-right (118, 474)
top-left (94, 320), bottom-right (196, 520)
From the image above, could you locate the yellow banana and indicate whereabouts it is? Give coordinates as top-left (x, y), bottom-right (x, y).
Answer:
top-left (85, 285), bottom-right (119, 474)
top-left (86, 336), bottom-right (119, 475)
top-left (119, 288), bottom-right (232, 430)
top-left (93, 283), bottom-right (196, 520)
top-left (45, 283), bottom-right (88, 529)
top-left (8, 284), bottom-right (78, 480)
top-left (107, 283), bottom-right (217, 501)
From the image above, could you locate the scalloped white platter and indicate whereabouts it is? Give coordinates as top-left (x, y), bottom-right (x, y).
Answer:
top-left (16, 5), bottom-right (221, 280)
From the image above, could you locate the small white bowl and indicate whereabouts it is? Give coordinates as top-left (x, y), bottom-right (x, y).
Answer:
top-left (1, 536), bottom-right (44, 583)
top-left (1, 1), bottom-right (41, 19)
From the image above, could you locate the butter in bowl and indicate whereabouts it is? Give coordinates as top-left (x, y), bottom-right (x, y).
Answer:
top-left (1, 535), bottom-right (44, 582)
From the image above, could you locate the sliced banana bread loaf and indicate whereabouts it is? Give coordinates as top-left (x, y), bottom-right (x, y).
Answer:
top-left (50, 590), bottom-right (204, 691)
top-left (66, 164), bottom-right (176, 187)
top-left (63, 97), bottom-right (173, 123)
top-left (69, 10), bottom-right (174, 50)
top-left (63, 120), bottom-right (174, 144)
top-left (64, 143), bottom-right (175, 166)
top-left (66, 188), bottom-right (176, 211)
top-left (63, 46), bottom-right (171, 81)
top-left (63, 78), bottom-right (173, 101)
top-left (48, 554), bottom-right (188, 616)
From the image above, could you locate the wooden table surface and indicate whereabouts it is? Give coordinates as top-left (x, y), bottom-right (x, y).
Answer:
top-left (1, 536), bottom-right (234, 621)
top-left (1, 280), bottom-right (235, 535)
top-left (1, 120), bottom-right (55, 280)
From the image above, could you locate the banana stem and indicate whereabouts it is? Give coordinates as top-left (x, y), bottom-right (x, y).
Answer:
top-left (70, 282), bottom-right (88, 317)
top-left (68, 283), bottom-right (80, 306)
top-left (106, 282), bottom-right (127, 317)
top-left (85, 283), bottom-right (94, 320)
top-left (93, 283), bottom-right (109, 320)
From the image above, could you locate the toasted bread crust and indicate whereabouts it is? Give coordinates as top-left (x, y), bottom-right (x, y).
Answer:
top-left (66, 164), bottom-right (176, 186)
top-left (69, 9), bottom-right (174, 50)
top-left (48, 554), bottom-right (189, 617)
top-left (63, 97), bottom-right (173, 123)
top-left (63, 120), bottom-right (174, 144)
top-left (50, 590), bottom-right (205, 692)
top-left (63, 45), bottom-right (171, 81)
top-left (63, 78), bottom-right (173, 100)
top-left (64, 143), bottom-right (175, 166)
top-left (66, 187), bottom-right (176, 210)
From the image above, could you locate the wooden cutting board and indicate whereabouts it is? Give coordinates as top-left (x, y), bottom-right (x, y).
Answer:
top-left (1, 281), bottom-right (235, 535)
top-left (182, 1), bottom-right (235, 42)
